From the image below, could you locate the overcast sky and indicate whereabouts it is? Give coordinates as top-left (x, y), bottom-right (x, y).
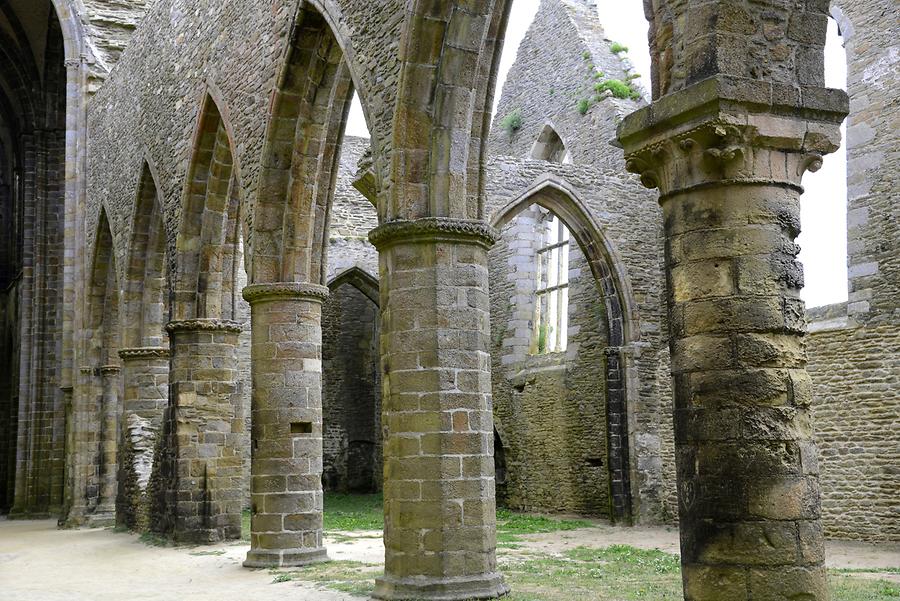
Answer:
top-left (345, 0), bottom-right (849, 309)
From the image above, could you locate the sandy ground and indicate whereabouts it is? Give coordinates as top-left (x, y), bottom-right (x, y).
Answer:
top-left (2, 517), bottom-right (898, 600)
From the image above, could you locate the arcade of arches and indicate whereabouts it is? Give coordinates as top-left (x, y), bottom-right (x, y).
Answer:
top-left (1, 1), bottom-right (897, 600)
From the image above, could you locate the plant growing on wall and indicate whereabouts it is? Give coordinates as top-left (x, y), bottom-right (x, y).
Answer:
top-left (500, 108), bottom-right (523, 135)
top-left (577, 98), bottom-right (590, 115)
top-left (595, 79), bottom-right (641, 100)
top-left (610, 41), bottom-right (628, 54)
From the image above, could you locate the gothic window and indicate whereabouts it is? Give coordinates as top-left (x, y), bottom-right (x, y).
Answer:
top-left (533, 212), bottom-right (569, 353)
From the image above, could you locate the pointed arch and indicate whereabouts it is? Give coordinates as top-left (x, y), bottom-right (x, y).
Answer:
top-left (490, 175), bottom-right (639, 522)
top-left (173, 93), bottom-right (243, 321)
top-left (250, 4), bottom-right (372, 287)
top-left (530, 123), bottom-right (570, 164)
top-left (327, 266), bottom-right (379, 306)
top-left (87, 207), bottom-right (120, 366)
top-left (123, 159), bottom-right (170, 349)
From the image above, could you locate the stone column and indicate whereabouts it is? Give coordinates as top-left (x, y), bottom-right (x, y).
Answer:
top-left (164, 319), bottom-right (243, 543)
top-left (617, 77), bottom-right (847, 600)
top-left (94, 364), bottom-right (121, 520)
top-left (369, 218), bottom-right (508, 601)
top-left (241, 282), bottom-right (329, 568)
top-left (116, 347), bottom-right (169, 531)
top-left (59, 365), bottom-right (102, 527)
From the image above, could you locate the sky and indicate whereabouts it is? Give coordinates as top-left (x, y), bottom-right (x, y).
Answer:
top-left (345, 1), bottom-right (849, 309)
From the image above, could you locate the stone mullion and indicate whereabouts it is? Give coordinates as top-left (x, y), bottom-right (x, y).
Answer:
top-left (116, 347), bottom-right (169, 531)
top-left (242, 282), bottom-right (329, 568)
top-left (164, 319), bottom-right (243, 543)
top-left (618, 77), bottom-right (847, 601)
top-left (370, 218), bottom-right (508, 601)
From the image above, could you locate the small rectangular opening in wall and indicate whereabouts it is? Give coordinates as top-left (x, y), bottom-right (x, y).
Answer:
top-left (291, 422), bottom-right (313, 435)
top-left (586, 458), bottom-right (604, 467)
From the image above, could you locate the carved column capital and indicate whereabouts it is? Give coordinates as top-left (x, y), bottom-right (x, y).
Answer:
top-left (241, 282), bottom-right (329, 305)
top-left (118, 347), bottom-right (171, 361)
top-left (368, 217), bottom-right (500, 251)
top-left (616, 75), bottom-right (848, 200)
top-left (98, 365), bottom-right (121, 377)
top-left (165, 318), bottom-right (243, 334)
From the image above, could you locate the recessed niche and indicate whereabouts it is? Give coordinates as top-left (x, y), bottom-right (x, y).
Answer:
top-left (291, 421), bottom-right (313, 435)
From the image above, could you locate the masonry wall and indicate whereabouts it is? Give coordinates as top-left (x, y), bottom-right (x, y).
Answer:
top-left (489, 206), bottom-right (611, 516)
top-left (322, 283), bottom-right (381, 493)
top-left (489, 0), bottom-right (642, 169)
top-left (807, 309), bottom-right (900, 542)
top-left (483, 156), bottom-right (674, 524)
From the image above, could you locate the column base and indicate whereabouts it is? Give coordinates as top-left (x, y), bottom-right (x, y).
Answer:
top-left (243, 546), bottom-right (329, 568)
top-left (373, 573), bottom-right (510, 601)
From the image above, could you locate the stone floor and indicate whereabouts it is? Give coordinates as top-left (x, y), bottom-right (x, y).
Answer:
top-left (2, 517), bottom-right (898, 600)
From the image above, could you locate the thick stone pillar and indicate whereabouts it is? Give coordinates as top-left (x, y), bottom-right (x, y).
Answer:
top-left (369, 218), bottom-right (508, 601)
top-left (95, 365), bottom-right (121, 520)
top-left (164, 319), bottom-right (243, 543)
top-left (241, 282), bottom-right (329, 568)
top-left (618, 77), bottom-right (847, 600)
top-left (116, 347), bottom-right (169, 531)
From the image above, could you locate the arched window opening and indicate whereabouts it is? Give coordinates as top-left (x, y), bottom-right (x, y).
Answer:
top-left (530, 125), bottom-right (571, 164)
top-left (533, 210), bottom-right (570, 354)
top-left (797, 16), bottom-right (848, 308)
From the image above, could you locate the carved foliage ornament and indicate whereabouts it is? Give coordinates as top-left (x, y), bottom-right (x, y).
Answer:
top-left (368, 217), bottom-right (500, 251)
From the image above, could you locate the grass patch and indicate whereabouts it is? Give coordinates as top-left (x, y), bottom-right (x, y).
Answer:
top-left (324, 493), bottom-right (384, 531)
top-left (269, 560), bottom-right (380, 597)
top-left (829, 575), bottom-right (900, 600)
top-left (496, 508), bottom-right (594, 543)
top-left (138, 531), bottom-right (172, 547)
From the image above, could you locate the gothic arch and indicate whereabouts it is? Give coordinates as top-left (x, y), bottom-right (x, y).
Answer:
top-left (530, 123), bottom-right (570, 163)
top-left (490, 175), bottom-right (639, 522)
top-left (327, 266), bottom-right (379, 306)
top-left (87, 207), bottom-right (121, 366)
top-left (250, 4), bottom-right (373, 286)
top-left (173, 93), bottom-right (244, 321)
top-left (122, 159), bottom-right (170, 349)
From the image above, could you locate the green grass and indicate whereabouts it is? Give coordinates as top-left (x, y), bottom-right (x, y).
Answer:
top-left (496, 508), bottom-right (594, 543)
top-left (268, 560), bottom-right (380, 596)
top-left (243, 496), bottom-right (900, 600)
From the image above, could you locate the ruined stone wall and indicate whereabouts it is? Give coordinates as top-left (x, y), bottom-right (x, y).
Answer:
top-left (83, 0), bottom-right (402, 275)
top-left (489, 206), bottom-right (611, 516)
top-left (321, 283), bottom-right (381, 493)
top-left (483, 155), bottom-right (675, 524)
top-left (831, 0), bottom-right (899, 325)
top-left (489, 0), bottom-right (642, 169)
top-left (326, 135), bottom-right (378, 282)
top-left (806, 309), bottom-right (900, 542)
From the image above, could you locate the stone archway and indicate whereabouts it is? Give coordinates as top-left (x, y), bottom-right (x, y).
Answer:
top-left (490, 176), bottom-right (638, 523)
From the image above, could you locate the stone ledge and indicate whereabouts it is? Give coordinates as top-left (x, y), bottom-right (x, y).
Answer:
top-left (165, 318), bottom-right (243, 334)
top-left (118, 346), bottom-right (170, 360)
top-left (369, 217), bottom-right (500, 251)
top-left (241, 282), bottom-right (330, 304)
top-left (373, 572), bottom-right (510, 601)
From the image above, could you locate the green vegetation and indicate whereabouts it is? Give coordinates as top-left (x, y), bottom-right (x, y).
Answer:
top-left (500, 108), bottom-right (524, 135)
top-left (582, 50), bottom-right (591, 60)
top-left (244, 496), bottom-right (898, 601)
top-left (324, 493), bottom-right (384, 531)
top-left (576, 98), bottom-right (590, 115)
top-left (595, 78), bottom-right (641, 100)
top-left (269, 560), bottom-right (380, 596)
top-left (610, 41), bottom-right (629, 54)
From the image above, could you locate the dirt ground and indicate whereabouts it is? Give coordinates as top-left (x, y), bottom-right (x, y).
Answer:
top-left (2, 517), bottom-right (898, 600)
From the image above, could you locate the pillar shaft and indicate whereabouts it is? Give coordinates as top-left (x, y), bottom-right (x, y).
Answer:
top-left (60, 366), bottom-right (102, 527)
top-left (162, 319), bottom-right (243, 543)
top-left (618, 76), bottom-right (847, 601)
top-left (116, 347), bottom-right (169, 531)
top-left (370, 218), bottom-right (508, 601)
top-left (96, 365), bottom-right (121, 517)
top-left (242, 282), bottom-right (329, 568)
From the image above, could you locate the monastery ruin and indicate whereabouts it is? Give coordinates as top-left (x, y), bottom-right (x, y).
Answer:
top-left (0, 0), bottom-right (896, 599)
